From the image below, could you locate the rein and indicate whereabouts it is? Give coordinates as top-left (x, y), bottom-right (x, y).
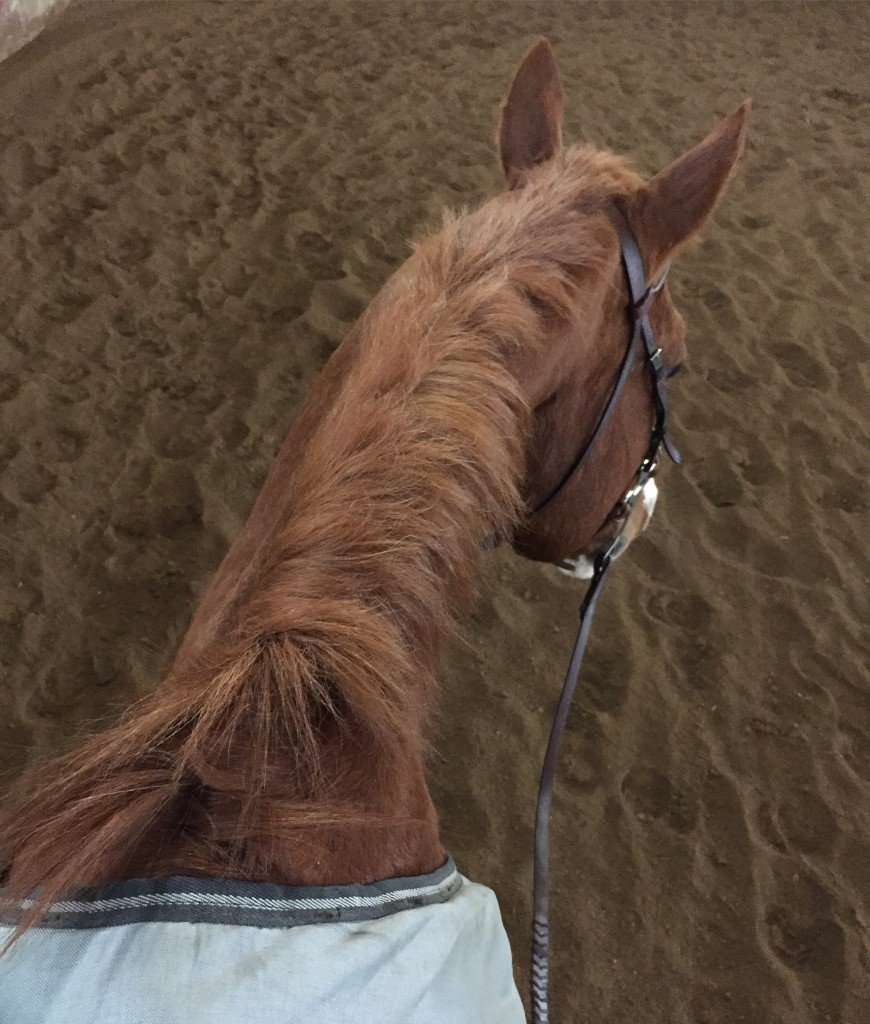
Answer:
top-left (529, 205), bottom-right (681, 1024)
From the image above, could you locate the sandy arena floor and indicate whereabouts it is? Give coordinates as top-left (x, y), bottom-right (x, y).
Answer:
top-left (0, 3), bottom-right (867, 1021)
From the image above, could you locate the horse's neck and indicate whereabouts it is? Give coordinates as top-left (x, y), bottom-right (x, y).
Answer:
top-left (172, 321), bottom-right (368, 672)
top-left (163, 272), bottom-right (529, 885)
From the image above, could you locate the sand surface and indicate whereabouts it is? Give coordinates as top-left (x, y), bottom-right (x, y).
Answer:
top-left (0, 2), bottom-right (867, 1021)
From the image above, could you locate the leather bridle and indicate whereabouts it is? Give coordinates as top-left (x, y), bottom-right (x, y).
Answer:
top-left (529, 204), bottom-right (681, 1024)
top-left (531, 204), bottom-right (680, 519)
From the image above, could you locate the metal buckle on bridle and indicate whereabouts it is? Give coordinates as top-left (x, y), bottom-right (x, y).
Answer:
top-left (616, 467), bottom-right (654, 515)
top-left (648, 346), bottom-right (665, 373)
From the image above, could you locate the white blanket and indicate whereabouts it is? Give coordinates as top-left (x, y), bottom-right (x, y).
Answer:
top-left (0, 857), bottom-right (526, 1023)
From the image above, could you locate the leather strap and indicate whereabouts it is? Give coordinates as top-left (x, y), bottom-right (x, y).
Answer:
top-left (530, 553), bottom-right (613, 1024)
top-left (531, 326), bottom-right (642, 514)
top-left (531, 205), bottom-right (680, 519)
top-left (529, 205), bottom-right (681, 1024)
top-left (608, 206), bottom-right (681, 466)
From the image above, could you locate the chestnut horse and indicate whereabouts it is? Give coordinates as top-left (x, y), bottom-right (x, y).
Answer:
top-left (0, 38), bottom-right (748, 1020)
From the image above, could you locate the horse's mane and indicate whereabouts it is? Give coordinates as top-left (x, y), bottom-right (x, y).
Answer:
top-left (0, 148), bottom-right (642, 938)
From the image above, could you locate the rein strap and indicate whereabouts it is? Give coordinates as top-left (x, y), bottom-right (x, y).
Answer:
top-left (530, 553), bottom-right (613, 1024)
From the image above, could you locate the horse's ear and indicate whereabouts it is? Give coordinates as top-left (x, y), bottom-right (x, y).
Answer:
top-left (633, 100), bottom-right (751, 260)
top-left (499, 38), bottom-right (564, 189)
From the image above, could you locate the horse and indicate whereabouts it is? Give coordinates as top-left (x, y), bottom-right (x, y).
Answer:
top-left (0, 38), bottom-right (748, 1023)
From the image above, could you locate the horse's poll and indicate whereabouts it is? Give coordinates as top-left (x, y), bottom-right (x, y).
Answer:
top-left (529, 203), bottom-right (682, 1024)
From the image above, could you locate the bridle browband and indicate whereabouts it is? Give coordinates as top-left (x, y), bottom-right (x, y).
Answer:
top-left (529, 204), bottom-right (682, 1024)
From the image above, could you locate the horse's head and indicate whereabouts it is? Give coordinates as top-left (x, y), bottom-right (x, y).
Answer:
top-left (495, 39), bottom-right (750, 571)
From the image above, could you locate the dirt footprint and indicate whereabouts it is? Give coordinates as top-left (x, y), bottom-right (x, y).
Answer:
top-left (647, 590), bottom-right (716, 633)
top-left (43, 428), bottom-right (85, 463)
top-left (688, 457), bottom-right (746, 509)
top-left (10, 463), bottom-right (58, 504)
top-left (816, 471), bottom-right (867, 515)
top-left (771, 340), bottom-right (834, 390)
top-left (776, 792), bottom-right (837, 855)
top-left (0, 372), bottom-right (21, 402)
top-left (765, 902), bottom-right (844, 973)
top-left (621, 766), bottom-right (698, 833)
top-left (763, 870), bottom-right (846, 1015)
